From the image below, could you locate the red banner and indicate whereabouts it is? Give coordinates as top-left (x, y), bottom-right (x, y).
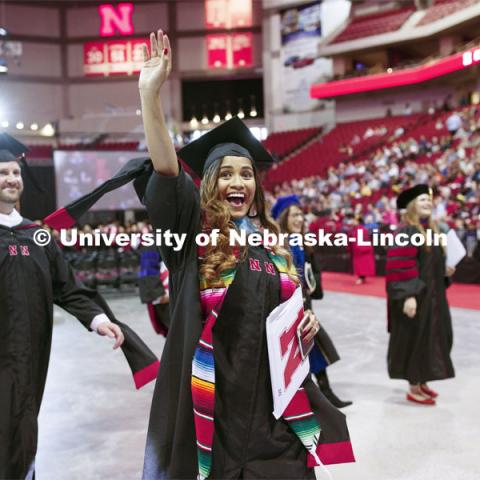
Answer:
top-left (205, 0), bottom-right (228, 29)
top-left (232, 32), bottom-right (252, 68)
top-left (228, 0), bottom-right (252, 28)
top-left (84, 39), bottom-right (145, 77)
top-left (205, 0), bottom-right (252, 29)
top-left (207, 34), bottom-right (228, 69)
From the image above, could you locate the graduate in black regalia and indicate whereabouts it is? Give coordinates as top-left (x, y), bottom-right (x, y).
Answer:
top-left (386, 184), bottom-right (455, 406)
top-left (43, 30), bottom-right (355, 480)
top-left (0, 133), bottom-right (160, 480)
top-left (137, 30), bottom-right (354, 480)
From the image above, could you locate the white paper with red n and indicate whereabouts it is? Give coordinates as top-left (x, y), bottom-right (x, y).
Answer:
top-left (266, 286), bottom-right (310, 419)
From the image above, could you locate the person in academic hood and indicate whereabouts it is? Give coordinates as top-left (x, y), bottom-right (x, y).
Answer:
top-left (272, 195), bottom-right (352, 409)
top-left (137, 31), bottom-right (355, 480)
top-left (138, 243), bottom-right (171, 336)
top-left (386, 184), bottom-right (455, 406)
top-left (0, 133), bottom-right (160, 480)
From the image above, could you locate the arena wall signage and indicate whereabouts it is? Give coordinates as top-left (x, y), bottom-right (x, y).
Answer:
top-left (83, 2), bottom-right (137, 77)
top-left (84, 39), bottom-right (144, 77)
top-left (311, 46), bottom-right (480, 99)
top-left (205, 0), bottom-right (252, 29)
top-left (99, 3), bottom-right (134, 37)
top-left (205, 0), bottom-right (253, 69)
top-left (207, 32), bottom-right (253, 69)
top-left (280, 1), bottom-right (329, 113)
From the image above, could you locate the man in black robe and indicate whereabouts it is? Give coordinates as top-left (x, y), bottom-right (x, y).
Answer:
top-left (0, 134), bottom-right (159, 479)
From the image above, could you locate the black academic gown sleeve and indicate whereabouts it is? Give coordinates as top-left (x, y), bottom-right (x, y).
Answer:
top-left (142, 167), bottom-right (204, 479)
top-left (46, 236), bottom-right (160, 389)
top-left (145, 165), bottom-right (200, 272)
top-left (47, 239), bottom-right (104, 329)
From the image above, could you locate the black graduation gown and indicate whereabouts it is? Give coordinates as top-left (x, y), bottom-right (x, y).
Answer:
top-left (0, 219), bottom-right (159, 480)
top-left (386, 225), bottom-right (455, 384)
top-left (211, 245), bottom-right (313, 479)
top-left (142, 168), bottom-right (353, 479)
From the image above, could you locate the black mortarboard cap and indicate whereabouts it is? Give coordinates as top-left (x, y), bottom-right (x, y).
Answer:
top-left (0, 132), bottom-right (45, 192)
top-left (0, 132), bottom-right (29, 162)
top-left (178, 117), bottom-right (274, 178)
top-left (397, 184), bottom-right (432, 210)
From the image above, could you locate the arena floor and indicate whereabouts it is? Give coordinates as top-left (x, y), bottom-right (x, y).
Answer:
top-left (37, 286), bottom-right (480, 480)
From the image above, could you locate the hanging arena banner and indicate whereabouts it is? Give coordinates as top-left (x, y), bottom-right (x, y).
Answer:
top-left (280, 1), bottom-right (330, 113)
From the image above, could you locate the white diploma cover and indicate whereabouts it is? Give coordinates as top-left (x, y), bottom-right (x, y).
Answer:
top-left (446, 229), bottom-right (466, 268)
top-left (266, 287), bottom-right (310, 419)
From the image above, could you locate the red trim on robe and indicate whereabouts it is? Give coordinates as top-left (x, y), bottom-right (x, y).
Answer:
top-left (44, 207), bottom-right (76, 230)
top-left (14, 224), bottom-right (38, 230)
top-left (133, 360), bottom-right (160, 389)
top-left (386, 269), bottom-right (419, 282)
top-left (307, 441), bottom-right (356, 467)
top-left (386, 259), bottom-right (417, 270)
top-left (387, 247), bottom-right (417, 258)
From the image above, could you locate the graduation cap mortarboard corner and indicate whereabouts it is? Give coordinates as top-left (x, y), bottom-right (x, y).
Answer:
top-left (178, 117), bottom-right (274, 179)
top-left (0, 132), bottom-right (29, 162)
top-left (271, 195), bottom-right (300, 220)
top-left (397, 184), bottom-right (433, 210)
top-left (0, 132), bottom-right (45, 193)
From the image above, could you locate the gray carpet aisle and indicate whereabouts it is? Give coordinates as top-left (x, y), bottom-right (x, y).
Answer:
top-left (36, 290), bottom-right (479, 480)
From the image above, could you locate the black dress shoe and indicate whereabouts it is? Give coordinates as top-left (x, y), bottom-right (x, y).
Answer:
top-left (315, 370), bottom-right (353, 409)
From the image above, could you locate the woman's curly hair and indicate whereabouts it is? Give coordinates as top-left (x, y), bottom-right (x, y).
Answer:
top-left (199, 158), bottom-right (299, 286)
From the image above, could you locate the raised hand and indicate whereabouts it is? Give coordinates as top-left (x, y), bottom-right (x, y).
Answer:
top-left (138, 29), bottom-right (172, 97)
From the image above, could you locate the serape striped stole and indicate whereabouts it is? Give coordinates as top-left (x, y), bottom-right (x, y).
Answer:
top-left (191, 245), bottom-right (323, 479)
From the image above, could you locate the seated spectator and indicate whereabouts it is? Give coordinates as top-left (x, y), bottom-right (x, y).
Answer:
top-left (446, 111), bottom-right (463, 137)
top-left (364, 127), bottom-right (375, 139)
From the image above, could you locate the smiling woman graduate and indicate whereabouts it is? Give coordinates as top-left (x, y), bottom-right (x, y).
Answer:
top-left (136, 30), bottom-right (355, 480)
top-left (43, 32), bottom-right (355, 480)
top-left (386, 185), bottom-right (455, 406)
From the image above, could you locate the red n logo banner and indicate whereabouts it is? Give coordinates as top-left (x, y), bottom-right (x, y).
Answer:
top-left (99, 3), bottom-right (134, 37)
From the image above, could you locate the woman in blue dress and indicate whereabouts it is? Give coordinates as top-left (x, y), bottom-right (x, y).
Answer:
top-left (272, 195), bottom-right (352, 408)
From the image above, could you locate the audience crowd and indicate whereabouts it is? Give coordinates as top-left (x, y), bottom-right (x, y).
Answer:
top-left (41, 107), bottom-right (479, 289)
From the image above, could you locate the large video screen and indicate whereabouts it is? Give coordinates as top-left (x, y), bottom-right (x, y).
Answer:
top-left (54, 150), bottom-right (144, 211)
